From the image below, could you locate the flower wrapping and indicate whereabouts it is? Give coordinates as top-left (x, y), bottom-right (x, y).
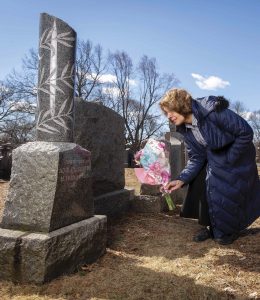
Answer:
top-left (134, 138), bottom-right (175, 210)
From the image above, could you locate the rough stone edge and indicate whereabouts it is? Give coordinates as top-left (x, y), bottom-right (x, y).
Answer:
top-left (0, 216), bottom-right (107, 283)
top-left (0, 229), bottom-right (27, 281)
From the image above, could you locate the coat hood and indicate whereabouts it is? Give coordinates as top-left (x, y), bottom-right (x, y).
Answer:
top-left (193, 96), bottom-right (229, 119)
top-left (176, 95), bottom-right (230, 134)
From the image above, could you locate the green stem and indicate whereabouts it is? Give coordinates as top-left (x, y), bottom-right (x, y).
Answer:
top-left (164, 193), bottom-right (175, 211)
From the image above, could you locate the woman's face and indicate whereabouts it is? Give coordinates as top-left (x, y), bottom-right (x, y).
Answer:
top-left (163, 108), bottom-right (186, 126)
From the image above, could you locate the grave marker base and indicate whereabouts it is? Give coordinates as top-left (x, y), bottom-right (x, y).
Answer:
top-left (0, 216), bottom-right (106, 283)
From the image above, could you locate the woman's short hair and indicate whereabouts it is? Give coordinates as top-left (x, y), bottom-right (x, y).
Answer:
top-left (160, 88), bottom-right (192, 116)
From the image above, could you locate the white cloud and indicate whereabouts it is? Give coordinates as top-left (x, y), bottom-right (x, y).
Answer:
top-left (98, 74), bottom-right (117, 84)
top-left (85, 73), bottom-right (136, 86)
top-left (191, 73), bottom-right (230, 90)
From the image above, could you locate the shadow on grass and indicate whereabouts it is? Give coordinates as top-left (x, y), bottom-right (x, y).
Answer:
top-left (0, 252), bottom-right (239, 300)
top-left (0, 211), bottom-right (258, 299)
top-left (107, 212), bottom-right (260, 274)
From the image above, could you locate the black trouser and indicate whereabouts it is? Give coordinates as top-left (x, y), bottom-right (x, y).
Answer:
top-left (180, 164), bottom-right (211, 226)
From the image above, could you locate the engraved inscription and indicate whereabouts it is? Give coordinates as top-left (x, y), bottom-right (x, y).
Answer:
top-left (59, 150), bottom-right (91, 185)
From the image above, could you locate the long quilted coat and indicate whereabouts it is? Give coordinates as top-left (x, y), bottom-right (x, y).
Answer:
top-left (177, 96), bottom-right (260, 239)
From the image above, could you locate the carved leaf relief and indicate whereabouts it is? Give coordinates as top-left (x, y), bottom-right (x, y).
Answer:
top-left (36, 97), bottom-right (73, 134)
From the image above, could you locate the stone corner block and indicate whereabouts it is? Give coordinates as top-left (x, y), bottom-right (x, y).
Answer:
top-left (0, 228), bottom-right (26, 281)
top-left (0, 216), bottom-right (107, 283)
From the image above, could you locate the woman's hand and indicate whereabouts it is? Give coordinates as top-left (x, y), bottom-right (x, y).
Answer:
top-left (165, 180), bottom-right (184, 192)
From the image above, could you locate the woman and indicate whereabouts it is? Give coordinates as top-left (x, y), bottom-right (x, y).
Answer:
top-left (160, 89), bottom-right (260, 245)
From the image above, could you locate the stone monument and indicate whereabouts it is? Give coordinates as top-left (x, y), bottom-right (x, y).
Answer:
top-left (0, 13), bottom-right (106, 283)
top-left (74, 98), bottom-right (132, 217)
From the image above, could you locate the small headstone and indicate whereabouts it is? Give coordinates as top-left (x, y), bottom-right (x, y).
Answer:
top-left (0, 144), bottom-right (12, 180)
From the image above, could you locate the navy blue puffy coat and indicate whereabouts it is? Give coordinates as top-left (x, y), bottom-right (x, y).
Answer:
top-left (177, 96), bottom-right (260, 239)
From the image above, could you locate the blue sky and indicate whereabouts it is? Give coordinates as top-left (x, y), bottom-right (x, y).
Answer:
top-left (0, 0), bottom-right (259, 110)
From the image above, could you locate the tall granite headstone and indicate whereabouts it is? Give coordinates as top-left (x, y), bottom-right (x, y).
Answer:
top-left (0, 13), bottom-right (106, 283)
top-left (36, 13), bottom-right (76, 142)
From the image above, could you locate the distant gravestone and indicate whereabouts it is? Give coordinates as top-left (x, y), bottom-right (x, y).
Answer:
top-left (0, 13), bottom-right (106, 284)
top-left (166, 122), bottom-right (187, 204)
top-left (0, 144), bottom-right (12, 180)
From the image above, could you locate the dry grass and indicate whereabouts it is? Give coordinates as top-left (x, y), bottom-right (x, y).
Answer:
top-left (124, 168), bottom-right (141, 195)
top-left (0, 172), bottom-right (259, 300)
top-left (0, 181), bottom-right (8, 220)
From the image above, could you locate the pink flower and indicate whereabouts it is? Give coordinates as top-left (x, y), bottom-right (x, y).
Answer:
top-left (133, 138), bottom-right (175, 211)
top-left (161, 170), bottom-right (170, 185)
top-left (149, 162), bottom-right (161, 173)
top-left (158, 142), bottom-right (165, 149)
top-left (134, 138), bottom-right (171, 186)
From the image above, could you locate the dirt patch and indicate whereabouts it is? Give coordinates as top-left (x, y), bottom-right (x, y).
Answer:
top-left (0, 174), bottom-right (259, 300)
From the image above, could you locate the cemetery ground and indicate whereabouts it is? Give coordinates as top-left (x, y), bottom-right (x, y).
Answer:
top-left (0, 170), bottom-right (259, 300)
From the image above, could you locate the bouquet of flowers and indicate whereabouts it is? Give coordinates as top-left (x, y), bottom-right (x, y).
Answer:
top-left (134, 138), bottom-right (175, 210)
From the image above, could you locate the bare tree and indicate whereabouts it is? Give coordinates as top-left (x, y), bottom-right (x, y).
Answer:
top-left (5, 41), bottom-right (107, 104)
top-left (105, 52), bottom-right (179, 151)
top-left (1, 44), bottom-right (179, 150)
top-left (1, 115), bottom-right (35, 147)
top-left (0, 82), bottom-right (14, 127)
top-left (6, 48), bottom-right (38, 106)
top-left (107, 51), bottom-right (133, 113)
top-left (249, 110), bottom-right (260, 162)
top-left (75, 40), bottom-right (107, 100)
top-left (0, 48), bottom-right (37, 145)
top-left (1, 40), bottom-right (107, 145)
top-left (0, 81), bottom-right (35, 146)
top-left (135, 55), bottom-right (178, 148)
top-left (231, 100), bottom-right (247, 118)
